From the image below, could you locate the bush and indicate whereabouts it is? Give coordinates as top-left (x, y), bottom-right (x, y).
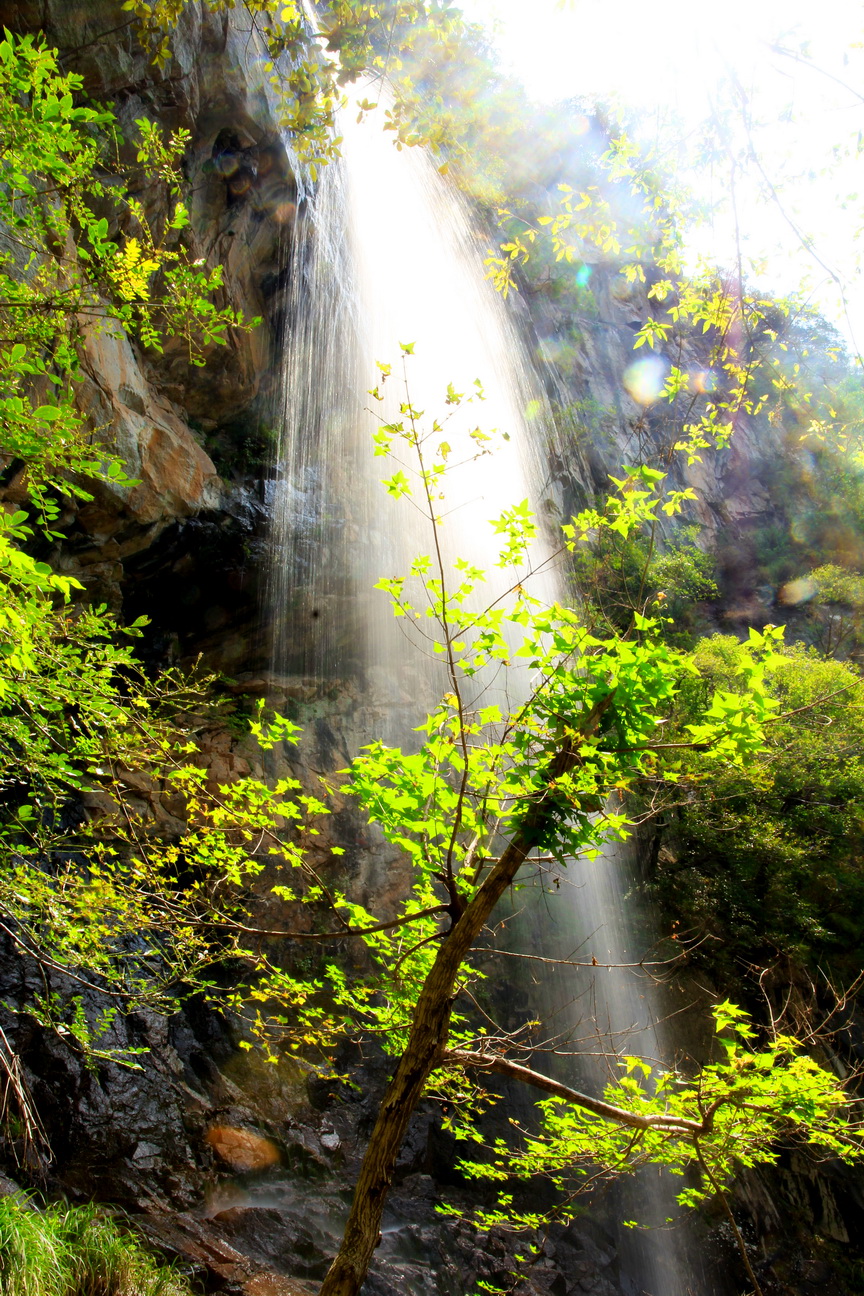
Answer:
top-left (652, 637), bottom-right (864, 976)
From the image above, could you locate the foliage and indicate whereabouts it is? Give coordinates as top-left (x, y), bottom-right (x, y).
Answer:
top-left (0, 33), bottom-right (417, 1077)
top-left (806, 564), bottom-right (864, 609)
top-left (0, 1195), bottom-right (192, 1296)
top-left (650, 637), bottom-right (864, 979)
top-left (0, 31), bottom-right (329, 1068)
top-left (0, 50), bottom-right (440, 1081)
top-left (799, 563), bottom-right (864, 659)
top-left (0, 32), bottom-right (245, 388)
top-left (449, 1001), bottom-right (859, 1242)
top-left (311, 365), bottom-right (769, 1060)
top-left (568, 517), bottom-right (718, 642)
top-left (123, 0), bottom-right (472, 178)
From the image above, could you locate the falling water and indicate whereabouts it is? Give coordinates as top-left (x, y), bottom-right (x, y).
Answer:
top-left (512, 840), bottom-right (706, 1296)
top-left (270, 98), bottom-right (698, 1295)
top-left (270, 103), bottom-right (553, 711)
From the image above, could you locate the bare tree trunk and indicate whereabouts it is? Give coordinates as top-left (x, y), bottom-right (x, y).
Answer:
top-left (318, 697), bottom-right (613, 1296)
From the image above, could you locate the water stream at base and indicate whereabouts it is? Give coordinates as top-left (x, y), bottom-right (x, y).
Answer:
top-left (509, 842), bottom-right (705, 1296)
top-left (270, 100), bottom-right (696, 1296)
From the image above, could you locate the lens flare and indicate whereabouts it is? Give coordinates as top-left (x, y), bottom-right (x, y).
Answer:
top-left (690, 369), bottom-right (717, 394)
top-left (273, 200), bottom-right (297, 224)
top-left (622, 355), bottom-right (669, 404)
top-left (779, 578), bottom-right (818, 605)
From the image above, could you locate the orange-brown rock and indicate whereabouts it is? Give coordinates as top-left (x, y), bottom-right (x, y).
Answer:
top-left (205, 1124), bottom-right (281, 1173)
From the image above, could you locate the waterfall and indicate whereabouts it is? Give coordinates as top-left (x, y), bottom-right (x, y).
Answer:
top-left (513, 842), bottom-right (701, 1296)
top-left (270, 98), bottom-right (700, 1296)
top-left (270, 102), bottom-right (552, 711)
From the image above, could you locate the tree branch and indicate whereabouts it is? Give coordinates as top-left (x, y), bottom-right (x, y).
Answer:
top-left (205, 903), bottom-right (449, 941)
top-left (445, 1048), bottom-right (712, 1134)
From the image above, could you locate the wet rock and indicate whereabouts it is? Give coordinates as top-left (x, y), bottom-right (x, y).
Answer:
top-left (0, 1171), bottom-right (28, 1200)
top-left (243, 1276), bottom-right (318, 1296)
top-left (218, 1050), bottom-right (313, 1126)
top-left (0, 979), bottom-right (203, 1208)
top-left (137, 1209), bottom-right (262, 1289)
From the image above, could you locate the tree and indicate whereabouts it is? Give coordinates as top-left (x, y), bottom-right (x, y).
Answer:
top-left (2, 17), bottom-right (861, 1296)
top-left (285, 356), bottom-right (860, 1296)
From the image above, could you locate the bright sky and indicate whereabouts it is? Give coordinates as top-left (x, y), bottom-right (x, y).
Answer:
top-left (458, 0), bottom-right (856, 111)
top-left (457, 0), bottom-right (864, 351)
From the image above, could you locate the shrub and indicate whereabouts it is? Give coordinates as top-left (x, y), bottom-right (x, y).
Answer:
top-left (0, 1197), bottom-right (193, 1296)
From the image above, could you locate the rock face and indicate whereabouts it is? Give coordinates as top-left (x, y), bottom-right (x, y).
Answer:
top-left (0, 5), bottom-right (861, 1296)
top-left (7, 0), bottom-right (291, 640)
top-left (0, 0), bottom-right (313, 1262)
top-left (518, 257), bottom-right (786, 552)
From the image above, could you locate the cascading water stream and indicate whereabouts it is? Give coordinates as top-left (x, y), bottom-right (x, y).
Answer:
top-left (513, 841), bottom-right (701, 1296)
top-left (270, 98), bottom-right (696, 1295)
top-left (270, 103), bottom-right (553, 717)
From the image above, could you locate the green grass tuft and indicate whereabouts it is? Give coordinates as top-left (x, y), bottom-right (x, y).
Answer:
top-left (0, 1196), bottom-right (194, 1296)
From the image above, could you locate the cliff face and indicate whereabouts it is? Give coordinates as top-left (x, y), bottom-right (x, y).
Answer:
top-left (1, 0), bottom-right (300, 1242)
top-left (0, 6), bottom-right (859, 1296)
top-left (7, 0), bottom-right (293, 674)
top-left (519, 259), bottom-right (786, 577)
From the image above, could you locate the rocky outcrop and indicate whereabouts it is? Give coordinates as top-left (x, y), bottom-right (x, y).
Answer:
top-left (77, 324), bottom-right (223, 528)
top-left (7, 0), bottom-right (292, 636)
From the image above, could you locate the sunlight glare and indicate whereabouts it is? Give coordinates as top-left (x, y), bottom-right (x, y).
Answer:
top-left (457, 0), bottom-right (864, 347)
